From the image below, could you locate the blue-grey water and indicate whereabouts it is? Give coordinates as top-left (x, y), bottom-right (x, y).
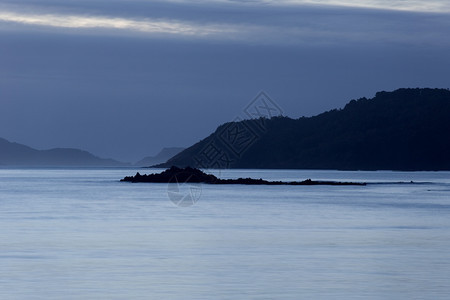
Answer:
top-left (1, 168), bottom-right (450, 299)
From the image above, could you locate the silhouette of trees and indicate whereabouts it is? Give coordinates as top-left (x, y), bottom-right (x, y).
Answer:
top-left (161, 88), bottom-right (450, 171)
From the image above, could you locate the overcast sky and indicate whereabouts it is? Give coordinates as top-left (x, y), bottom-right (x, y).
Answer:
top-left (1, 0), bottom-right (449, 162)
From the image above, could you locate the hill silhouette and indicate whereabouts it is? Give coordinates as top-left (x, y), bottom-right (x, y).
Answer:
top-left (158, 88), bottom-right (450, 171)
top-left (0, 138), bottom-right (127, 167)
top-left (135, 147), bottom-right (184, 167)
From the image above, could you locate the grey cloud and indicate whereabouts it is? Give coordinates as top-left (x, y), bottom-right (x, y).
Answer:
top-left (1, 1), bottom-right (450, 46)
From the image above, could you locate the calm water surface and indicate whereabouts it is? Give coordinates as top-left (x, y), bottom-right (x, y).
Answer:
top-left (1, 168), bottom-right (450, 299)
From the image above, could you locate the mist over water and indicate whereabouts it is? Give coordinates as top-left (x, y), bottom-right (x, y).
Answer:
top-left (1, 168), bottom-right (450, 299)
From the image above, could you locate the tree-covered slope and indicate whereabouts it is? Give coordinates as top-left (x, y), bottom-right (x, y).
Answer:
top-left (159, 88), bottom-right (450, 170)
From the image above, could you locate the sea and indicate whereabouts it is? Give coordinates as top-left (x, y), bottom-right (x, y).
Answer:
top-left (1, 168), bottom-right (450, 299)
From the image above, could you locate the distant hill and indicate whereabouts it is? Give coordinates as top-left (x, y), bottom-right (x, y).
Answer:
top-left (158, 88), bottom-right (450, 171)
top-left (135, 147), bottom-right (184, 167)
top-left (0, 138), bottom-right (127, 167)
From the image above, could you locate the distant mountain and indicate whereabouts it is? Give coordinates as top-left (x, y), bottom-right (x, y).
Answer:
top-left (158, 88), bottom-right (450, 171)
top-left (0, 138), bottom-right (127, 167)
top-left (134, 147), bottom-right (184, 167)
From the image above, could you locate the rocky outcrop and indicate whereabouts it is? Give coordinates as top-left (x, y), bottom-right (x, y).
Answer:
top-left (121, 166), bottom-right (366, 185)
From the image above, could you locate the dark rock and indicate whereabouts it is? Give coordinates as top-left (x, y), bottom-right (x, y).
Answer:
top-left (121, 166), bottom-right (366, 186)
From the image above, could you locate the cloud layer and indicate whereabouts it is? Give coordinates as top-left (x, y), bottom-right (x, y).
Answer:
top-left (1, 1), bottom-right (450, 46)
top-left (3, 0), bottom-right (450, 13)
top-left (260, 0), bottom-right (450, 12)
top-left (0, 11), bottom-right (239, 37)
